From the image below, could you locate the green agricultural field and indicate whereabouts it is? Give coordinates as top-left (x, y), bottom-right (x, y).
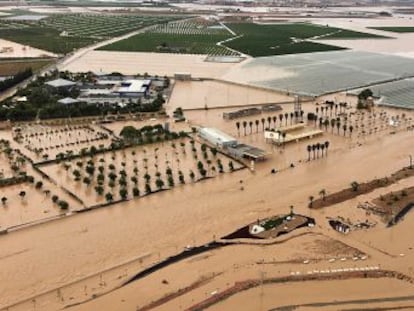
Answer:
top-left (99, 18), bottom-right (238, 55)
top-left (0, 26), bottom-right (97, 54)
top-left (223, 23), bottom-right (387, 57)
top-left (99, 21), bottom-right (388, 57)
top-left (0, 14), bottom-right (180, 54)
top-left (368, 26), bottom-right (414, 33)
top-left (99, 33), bottom-right (235, 55)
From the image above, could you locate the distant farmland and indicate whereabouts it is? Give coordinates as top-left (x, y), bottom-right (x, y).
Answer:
top-left (0, 13), bottom-right (181, 54)
top-left (99, 19), bottom-right (238, 56)
top-left (99, 21), bottom-right (388, 57)
top-left (368, 26), bottom-right (414, 33)
top-left (223, 23), bottom-right (387, 57)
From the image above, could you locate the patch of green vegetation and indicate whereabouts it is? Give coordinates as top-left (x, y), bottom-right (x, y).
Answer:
top-left (323, 29), bottom-right (388, 39)
top-left (0, 14), bottom-right (180, 54)
top-left (368, 26), bottom-right (414, 33)
top-left (99, 22), bottom-right (388, 57)
top-left (223, 23), bottom-right (386, 57)
top-left (262, 216), bottom-right (285, 230)
top-left (0, 26), bottom-right (96, 54)
top-left (99, 33), bottom-right (233, 55)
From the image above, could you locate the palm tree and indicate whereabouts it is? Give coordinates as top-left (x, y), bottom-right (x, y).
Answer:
top-left (308, 195), bottom-right (314, 208)
top-left (290, 112), bottom-right (294, 125)
top-left (267, 116), bottom-right (272, 128)
top-left (324, 141), bottom-right (330, 156)
top-left (284, 113), bottom-right (288, 126)
top-left (349, 125), bottom-right (354, 137)
top-left (279, 114), bottom-right (283, 127)
top-left (336, 121), bottom-right (341, 135)
top-left (249, 121), bottom-right (253, 134)
top-left (319, 189), bottom-right (326, 201)
top-left (1, 197), bottom-right (7, 206)
top-left (242, 121), bottom-right (247, 136)
top-left (330, 119), bottom-right (335, 133)
top-left (316, 143), bottom-right (321, 158)
top-left (312, 144), bottom-right (316, 159)
top-left (236, 121), bottom-right (240, 137)
top-left (351, 181), bottom-right (359, 192)
top-left (272, 116), bottom-right (277, 127)
top-left (255, 119), bottom-right (260, 132)
top-left (342, 124), bottom-right (347, 136)
top-left (261, 118), bottom-right (265, 131)
top-left (320, 143), bottom-right (325, 157)
top-left (307, 145), bottom-right (312, 161)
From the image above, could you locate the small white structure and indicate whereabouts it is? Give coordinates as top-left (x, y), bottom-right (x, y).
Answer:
top-left (198, 127), bottom-right (238, 148)
top-left (58, 97), bottom-right (80, 105)
top-left (45, 78), bottom-right (76, 89)
top-left (250, 225), bottom-right (265, 235)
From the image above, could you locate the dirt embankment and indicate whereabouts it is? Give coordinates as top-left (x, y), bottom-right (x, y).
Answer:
top-left (310, 167), bottom-right (414, 209)
top-left (186, 270), bottom-right (414, 311)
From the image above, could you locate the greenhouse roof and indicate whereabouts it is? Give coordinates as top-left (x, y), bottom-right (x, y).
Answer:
top-left (225, 51), bottom-right (414, 97)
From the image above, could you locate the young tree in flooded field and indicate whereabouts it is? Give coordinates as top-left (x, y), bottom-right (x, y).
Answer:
top-left (145, 183), bottom-right (152, 194)
top-left (19, 191), bottom-right (26, 200)
top-left (119, 187), bottom-right (128, 200)
top-left (95, 185), bottom-right (104, 196)
top-left (105, 192), bottom-right (113, 203)
top-left (189, 170), bottom-right (195, 182)
top-left (132, 187), bottom-right (140, 197)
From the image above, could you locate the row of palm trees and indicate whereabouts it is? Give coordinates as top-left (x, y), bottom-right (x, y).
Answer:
top-left (235, 111), bottom-right (304, 136)
top-left (306, 141), bottom-right (330, 161)
top-left (315, 102), bottom-right (348, 119)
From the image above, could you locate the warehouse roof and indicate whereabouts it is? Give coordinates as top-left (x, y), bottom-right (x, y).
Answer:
top-left (199, 127), bottom-right (237, 143)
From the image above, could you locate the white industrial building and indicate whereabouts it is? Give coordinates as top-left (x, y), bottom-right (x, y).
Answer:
top-left (113, 79), bottom-right (151, 98)
top-left (198, 127), bottom-right (238, 148)
top-left (198, 127), bottom-right (267, 161)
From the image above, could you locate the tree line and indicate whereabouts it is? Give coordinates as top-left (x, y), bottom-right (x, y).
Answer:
top-left (0, 68), bottom-right (33, 93)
